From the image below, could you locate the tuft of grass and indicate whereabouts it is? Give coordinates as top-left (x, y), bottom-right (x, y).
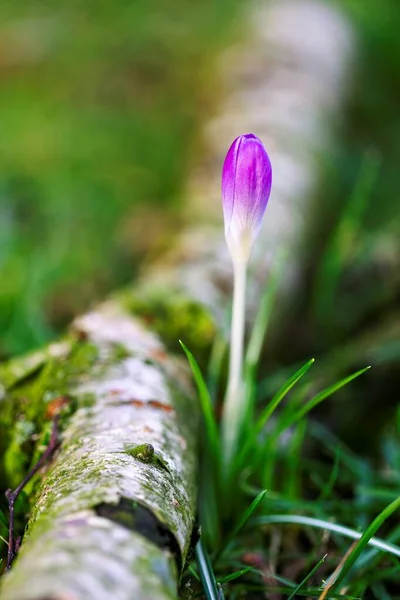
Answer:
top-left (181, 258), bottom-right (379, 597)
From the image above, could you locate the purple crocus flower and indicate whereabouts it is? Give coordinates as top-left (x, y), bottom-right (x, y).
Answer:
top-left (222, 133), bottom-right (272, 261)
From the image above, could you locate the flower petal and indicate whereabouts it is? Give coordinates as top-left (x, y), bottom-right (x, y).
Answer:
top-left (222, 133), bottom-right (272, 260)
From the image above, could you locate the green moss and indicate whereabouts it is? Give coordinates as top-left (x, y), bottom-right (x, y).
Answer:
top-left (124, 444), bottom-right (170, 473)
top-left (120, 289), bottom-right (216, 362)
top-left (0, 338), bottom-right (100, 493)
top-left (3, 418), bottom-right (36, 488)
top-left (27, 452), bottom-right (108, 528)
top-left (21, 341), bottom-right (98, 419)
top-left (0, 349), bottom-right (49, 392)
top-left (126, 443), bottom-right (155, 461)
top-left (111, 343), bottom-right (131, 362)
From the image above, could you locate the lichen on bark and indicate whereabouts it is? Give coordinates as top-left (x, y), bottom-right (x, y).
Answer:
top-left (0, 337), bottom-right (97, 490)
top-left (0, 302), bottom-right (199, 600)
top-left (1, 512), bottom-right (178, 600)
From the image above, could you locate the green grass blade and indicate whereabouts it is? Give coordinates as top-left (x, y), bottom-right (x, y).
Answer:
top-left (287, 554), bottom-right (327, 600)
top-left (309, 421), bottom-right (371, 478)
top-left (317, 445), bottom-right (341, 501)
top-left (314, 151), bottom-right (380, 328)
top-left (220, 490), bottom-right (267, 558)
top-left (328, 496), bottom-right (400, 593)
top-left (234, 360), bottom-right (314, 481)
top-left (180, 340), bottom-right (220, 459)
top-left (371, 582), bottom-right (392, 600)
top-left (217, 566), bottom-right (253, 584)
top-left (290, 366), bottom-right (371, 426)
top-left (207, 333), bottom-right (227, 403)
top-left (245, 250), bottom-right (286, 371)
top-left (253, 514), bottom-right (400, 559)
top-left (188, 564), bottom-right (200, 582)
top-left (283, 419), bottom-right (307, 499)
top-left (195, 540), bottom-right (220, 600)
top-left (239, 572), bottom-right (358, 598)
top-left (256, 359), bottom-right (315, 432)
top-left (199, 454), bottom-right (221, 549)
top-left (355, 522), bottom-right (400, 570)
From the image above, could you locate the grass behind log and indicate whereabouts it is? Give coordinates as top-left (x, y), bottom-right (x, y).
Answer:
top-left (0, 0), bottom-right (242, 356)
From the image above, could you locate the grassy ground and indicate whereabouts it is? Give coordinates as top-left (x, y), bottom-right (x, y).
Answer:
top-left (0, 0), bottom-right (242, 356)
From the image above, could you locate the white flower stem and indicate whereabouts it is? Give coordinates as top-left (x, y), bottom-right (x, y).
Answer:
top-left (222, 257), bottom-right (248, 466)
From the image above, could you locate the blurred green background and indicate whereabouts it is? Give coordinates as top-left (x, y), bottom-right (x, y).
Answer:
top-left (0, 0), bottom-right (399, 397)
top-left (0, 0), bottom-right (241, 355)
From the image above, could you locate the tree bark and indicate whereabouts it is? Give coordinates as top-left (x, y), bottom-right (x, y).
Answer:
top-left (0, 301), bottom-right (202, 599)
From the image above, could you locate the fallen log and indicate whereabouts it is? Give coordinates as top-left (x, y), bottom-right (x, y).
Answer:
top-left (0, 301), bottom-right (204, 599)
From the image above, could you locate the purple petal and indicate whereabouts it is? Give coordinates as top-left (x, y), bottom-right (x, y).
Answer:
top-left (222, 134), bottom-right (272, 254)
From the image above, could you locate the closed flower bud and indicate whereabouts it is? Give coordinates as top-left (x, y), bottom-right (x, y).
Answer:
top-left (222, 133), bottom-right (272, 262)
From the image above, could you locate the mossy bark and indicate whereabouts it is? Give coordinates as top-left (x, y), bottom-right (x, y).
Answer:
top-left (0, 301), bottom-right (202, 600)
